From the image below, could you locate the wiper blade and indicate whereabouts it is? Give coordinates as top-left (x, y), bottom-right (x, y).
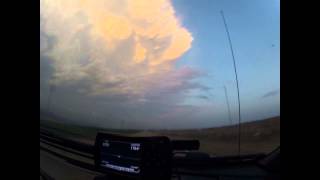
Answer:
top-left (173, 152), bottom-right (265, 168)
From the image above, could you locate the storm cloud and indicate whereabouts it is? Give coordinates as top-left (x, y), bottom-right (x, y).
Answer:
top-left (40, 0), bottom-right (223, 129)
top-left (40, 0), bottom-right (194, 94)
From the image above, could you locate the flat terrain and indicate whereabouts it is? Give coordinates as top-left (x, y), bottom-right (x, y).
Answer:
top-left (133, 116), bottom-right (280, 155)
top-left (40, 116), bottom-right (280, 156)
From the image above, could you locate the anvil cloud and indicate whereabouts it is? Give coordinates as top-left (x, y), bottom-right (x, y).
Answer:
top-left (40, 0), bottom-right (193, 96)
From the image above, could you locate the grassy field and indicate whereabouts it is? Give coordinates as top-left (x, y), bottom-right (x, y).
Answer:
top-left (40, 116), bottom-right (280, 156)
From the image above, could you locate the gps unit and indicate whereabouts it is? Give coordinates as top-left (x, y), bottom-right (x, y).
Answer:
top-left (94, 133), bottom-right (172, 180)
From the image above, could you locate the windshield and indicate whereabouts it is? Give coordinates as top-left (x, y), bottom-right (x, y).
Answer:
top-left (40, 0), bottom-right (280, 156)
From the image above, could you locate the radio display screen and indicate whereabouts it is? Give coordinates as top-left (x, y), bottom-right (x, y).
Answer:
top-left (99, 140), bottom-right (142, 174)
top-left (94, 133), bottom-right (172, 179)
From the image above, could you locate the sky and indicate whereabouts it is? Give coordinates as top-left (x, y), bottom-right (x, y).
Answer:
top-left (40, 0), bottom-right (280, 129)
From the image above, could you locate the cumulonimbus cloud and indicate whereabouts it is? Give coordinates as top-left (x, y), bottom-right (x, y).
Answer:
top-left (40, 0), bottom-right (194, 96)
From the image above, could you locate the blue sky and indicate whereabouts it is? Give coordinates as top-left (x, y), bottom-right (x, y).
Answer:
top-left (172, 0), bottom-right (280, 121)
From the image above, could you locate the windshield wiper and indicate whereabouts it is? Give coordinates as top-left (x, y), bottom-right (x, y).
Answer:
top-left (173, 152), bottom-right (265, 168)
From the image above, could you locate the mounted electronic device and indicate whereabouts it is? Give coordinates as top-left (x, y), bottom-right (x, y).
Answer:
top-left (94, 133), bottom-right (173, 180)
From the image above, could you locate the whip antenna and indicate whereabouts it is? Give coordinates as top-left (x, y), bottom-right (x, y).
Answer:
top-left (220, 10), bottom-right (242, 155)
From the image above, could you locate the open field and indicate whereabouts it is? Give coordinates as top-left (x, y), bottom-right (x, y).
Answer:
top-left (40, 116), bottom-right (280, 156)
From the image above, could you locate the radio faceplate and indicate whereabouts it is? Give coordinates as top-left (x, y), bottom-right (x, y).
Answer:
top-left (94, 133), bottom-right (172, 180)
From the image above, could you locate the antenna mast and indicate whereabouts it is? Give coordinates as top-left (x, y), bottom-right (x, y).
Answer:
top-left (220, 11), bottom-right (242, 155)
top-left (223, 86), bottom-right (232, 125)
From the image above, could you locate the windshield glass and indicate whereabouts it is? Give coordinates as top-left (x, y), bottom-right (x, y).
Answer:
top-left (40, 0), bottom-right (280, 156)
